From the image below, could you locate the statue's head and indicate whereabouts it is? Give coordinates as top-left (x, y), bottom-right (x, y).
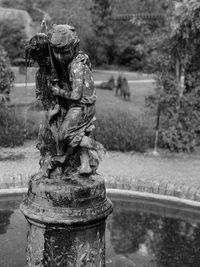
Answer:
top-left (48, 24), bottom-right (80, 64)
top-left (25, 33), bottom-right (50, 67)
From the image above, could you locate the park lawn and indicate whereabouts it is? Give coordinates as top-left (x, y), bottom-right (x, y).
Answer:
top-left (10, 85), bottom-right (35, 105)
top-left (12, 66), bottom-right (156, 129)
top-left (12, 67), bottom-right (154, 84)
top-left (12, 67), bottom-right (36, 84)
top-left (9, 69), bottom-right (157, 152)
top-left (93, 69), bottom-right (153, 81)
top-left (96, 83), bottom-right (155, 124)
top-left (10, 81), bottom-right (156, 127)
top-left (4, 72), bottom-right (200, 190)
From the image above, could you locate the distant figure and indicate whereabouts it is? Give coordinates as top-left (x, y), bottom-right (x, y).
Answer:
top-left (96, 76), bottom-right (115, 90)
top-left (121, 77), bottom-right (131, 101)
top-left (116, 74), bottom-right (123, 96)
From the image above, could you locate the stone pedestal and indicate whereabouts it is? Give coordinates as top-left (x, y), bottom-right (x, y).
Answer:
top-left (20, 173), bottom-right (113, 267)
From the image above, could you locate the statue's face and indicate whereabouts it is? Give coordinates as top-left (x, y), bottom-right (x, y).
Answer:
top-left (52, 46), bottom-right (74, 65)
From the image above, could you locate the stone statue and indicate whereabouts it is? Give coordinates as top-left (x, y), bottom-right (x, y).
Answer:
top-left (22, 25), bottom-right (112, 267)
top-left (26, 24), bottom-right (105, 178)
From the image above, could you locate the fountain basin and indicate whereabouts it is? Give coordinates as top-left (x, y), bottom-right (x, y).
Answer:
top-left (1, 189), bottom-right (200, 266)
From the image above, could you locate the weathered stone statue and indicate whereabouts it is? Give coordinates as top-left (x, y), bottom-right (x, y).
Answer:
top-left (21, 24), bottom-right (112, 267)
top-left (26, 24), bottom-right (104, 178)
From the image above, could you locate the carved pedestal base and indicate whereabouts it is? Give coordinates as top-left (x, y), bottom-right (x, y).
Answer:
top-left (20, 173), bottom-right (113, 267)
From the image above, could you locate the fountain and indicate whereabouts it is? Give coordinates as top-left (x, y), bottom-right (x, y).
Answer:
top-left (20, 23), bottom-right (113, 266)
top-left (2, 191), bottom-right (200, 266)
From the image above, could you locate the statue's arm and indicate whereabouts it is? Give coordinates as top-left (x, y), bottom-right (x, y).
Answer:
top-left (51, 86), bottom-right (71, 99)
top-left (51, 62), bottom-right (84, 101)
top-left (69, 62), bottom-right (84, 101)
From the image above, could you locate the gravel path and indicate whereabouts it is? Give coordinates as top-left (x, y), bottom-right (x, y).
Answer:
top-left (1, 141), bottom-right (200, 192)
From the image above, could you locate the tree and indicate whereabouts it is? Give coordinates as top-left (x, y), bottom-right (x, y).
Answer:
top-left (89, 0), bottom-right (116, 65)
top-left (1, 0), bottom-right (51, 21)
top-left (147, 0), bottom-right (200, 152)
top-left (1, 0), bottom-right (95, 64)
top-left (0, 19), bottom-right (27, 65)
top-left (47, 0), bottom-right (93, 52)
top-left (0, 45), bottom-right (14, 97)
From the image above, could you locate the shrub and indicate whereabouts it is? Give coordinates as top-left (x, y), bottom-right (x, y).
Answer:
top-left (0, 45), bottom-right (15, 97)
top-left (0, 106), bottom-right (25, 147)
top-left (95, 109), bottom-right (153, 152)
top-left (0, 20), bottom-right (27, 65)
top-left (147, 73), bottom-right (200, 152)
top-left (25, 109), bottom-right (46, 140)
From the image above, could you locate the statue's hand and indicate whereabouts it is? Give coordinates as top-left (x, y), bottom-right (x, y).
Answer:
top-left (51, 86), bottom-right (70, 99)
top-left (51, 85), bottom-right (61, 96)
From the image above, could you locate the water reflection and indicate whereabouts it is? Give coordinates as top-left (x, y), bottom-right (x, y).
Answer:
top-left (0, 196), bottom-right (27, 267)
top-left (1, 196), bottom-right (200, 266)
top-left (108, 200), bottom-right (200, 266)
top-left (0, 210), bottom-right (13, 234)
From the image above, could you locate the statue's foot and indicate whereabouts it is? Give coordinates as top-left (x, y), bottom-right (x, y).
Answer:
top-left (39, 156), bottom-right (57, 179)
top-left (88, 150), bottom-right (99, 174)
top-left (53, 166), bottom-right (63, 177)
top-left (49, 104), bottom-right (60, 118)
top-left (39, 167), bottom-right (51, 178)
top-left (79, 165), bottom-right (92, 175)
top-left (96, 142), bottom-right (106, 160)
top-left (52, 155), bottom-right (66, 165)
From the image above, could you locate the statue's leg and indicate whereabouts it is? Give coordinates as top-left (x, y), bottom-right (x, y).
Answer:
top-left (80, 136), bottom-right (105, 160)
top-left (47, 107), bottom-right (83, 174)
top-left (79, 148), bottom-right (92, 174)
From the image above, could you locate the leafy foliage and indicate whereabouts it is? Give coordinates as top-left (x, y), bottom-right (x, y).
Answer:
top-left (1, 0), bottom-right (50, 21)
top-left (48, 0), bottom-right (93, 52)
top-left (0, 106), bottom-right (25, 147)
top-left (0, 45), bottom-right (14, 96)
top-left (147, 1), bottom-right (200, 152)
top-left (2, 0), bottom-right (94, 61)
top-left (0, 0), bottom-right (173, 70)
top-left (0, 19), bottom-right (27, 65)
top-left (89, 0), bottom-right (116, 65)
top-left (95, 109), bottom-right (153, 152)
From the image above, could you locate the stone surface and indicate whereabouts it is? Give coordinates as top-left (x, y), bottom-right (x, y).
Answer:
top-left (20, 172), bottom-right (113, 266)
top-left (26, 220), bottom-right (106, 267)
top-left (21, 173), bottom-right (112, 225)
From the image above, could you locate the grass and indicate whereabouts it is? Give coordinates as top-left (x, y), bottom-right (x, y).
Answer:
top-left (10, 78), bottom-right (156, 131)
top-left (12, 67), bottom-right (154, 84)
top-left (11, 68), bottom-right (155, 118)
top-left (96, 83), bottom-right (154, 115)
top-left (10, 85), bottom-right (35, 105)
top-left (6, 71), bottom-right (156, 152)
top-left (11, 66), bottom-right (156, 134)
top-left (2, 69), bottom-right (200, 191)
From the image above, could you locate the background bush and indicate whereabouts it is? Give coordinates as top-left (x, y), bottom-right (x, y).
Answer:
top-left (0, 20), bottom-right (27, 65)
top-left (0, 106), bottom-right (25, 147)
top-left (95, 109), bottom-right (154, 152)
top-left (0, 102), bottom-right (154, 152)
top-left (0, 45), bottom-right (15, 95)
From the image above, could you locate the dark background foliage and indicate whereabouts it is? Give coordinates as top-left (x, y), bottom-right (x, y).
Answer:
top-left (1, 0), bottom-right (200, 153)
top-left (0, 0), bottom-right (171, 71)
